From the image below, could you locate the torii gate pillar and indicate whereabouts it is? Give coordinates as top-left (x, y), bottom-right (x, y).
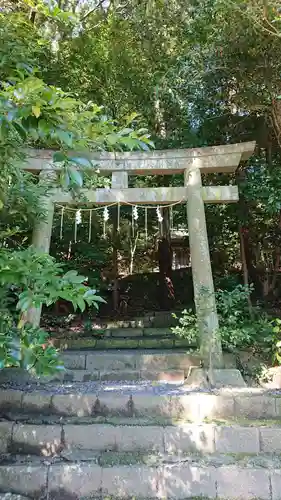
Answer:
top-left (185, 166), bottom-right (222, 369)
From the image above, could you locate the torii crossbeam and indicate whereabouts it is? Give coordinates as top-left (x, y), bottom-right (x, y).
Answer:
top-left (24, 141), bottom-right (256, 374)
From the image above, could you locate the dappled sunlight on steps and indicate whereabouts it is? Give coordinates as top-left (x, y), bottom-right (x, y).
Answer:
top-left (1, 385), bottom-right (281, 498)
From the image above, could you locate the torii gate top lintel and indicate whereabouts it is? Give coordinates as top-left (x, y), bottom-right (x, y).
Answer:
top-left (25, 141), bottom-right (255, 175)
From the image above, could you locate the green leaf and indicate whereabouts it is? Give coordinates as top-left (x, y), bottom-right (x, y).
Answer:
top-left (60, 171), bottom-right (70, 188)
top-left (69, 157), bottom-right (92, 168)
top-left (13, 122), bottom-right (27, 139)
top-left (57, 129), bottom-right (73, 147)
top-left (118, 128), bottom-right (133, 136)
top-left (32, 105), bottom-right (41, 118)
top-left (106, 134), bottom-right (118, 145)
top-left (38, 119), bottom-right (50, 135)
top-left (87, 294), bottom-right (106, 304)
top-left (68, 166), bottom-right (83, 187)
top-left (16, 297), bottom-right (32, 312)
top-left (53, 151), bottom-right (67, 163)
top-left (63, 270), bottom-right (85, 283)
top-left (77, 296), bottom-right (86, 312)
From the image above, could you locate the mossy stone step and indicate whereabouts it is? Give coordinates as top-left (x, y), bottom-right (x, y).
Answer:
top-left (57, 335), bottom-right (193, 350)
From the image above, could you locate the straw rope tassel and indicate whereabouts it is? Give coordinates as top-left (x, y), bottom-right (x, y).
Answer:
top-left (103, 206), bottom-right (109, 238)
top-left (74, 212), bottom-right (78, 243)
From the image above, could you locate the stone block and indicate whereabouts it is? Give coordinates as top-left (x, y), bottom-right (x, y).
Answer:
top-left (208, 368), bottom-right (246, 388)
top-left (216, 466), bottom-right (270, 499)
top-left (61, 353), bottom-right (86, 370)
top-left (185, 367), bottom-right (209, 388)
top-left (48, 464), bottom-right (102, 498)
top-left (174, 338), bottom-right (195, 348)
top-left (86, 352), bottom-right (136, 371)
top-left (215, 426), bottom-right (259, 454)
top-left (223, 352), bottom-right (237, 369)
top-left (0, 465), bottom-right (47, 498)
top-left (198, 394), bottom-right (235, 420)
top-left (260, 427), bottom-right (281, 453)
top-left (273, 396), bottom-right (281, 418)
top-left (153, 314), bottom-right (176, 328)
top-left (0, 495), bottom-right (30, 500)
top-left (100, 370), bottom-right (140, 381)
top-left (22, 392), bottom-right (51, 413)
top-left (138, 317), bottom-right (151, 328)
top-left (164, 424), bottom-right (215, 453)
top-left (60, 338), bottom-right (97, 349)
top-left (0, 390), bottom-right (23, 411)
top-left (111, 328), bottom-right (143, 337)
top-left (132, 394), bottom-right (171, 418)
top-left (169, 393), bottom-right (234, 421)
top-left (271, 470), bottom-right (281, 500)
top-left (0, 422), bottom-right (13, 453)
top-left (135, 352), bottom-right (200, 371)
top-left (95, 393), bottom-right (134, 417)
top-left (63, 424), bottom-right (117, 451)
top-left (143, 328), bottom-right (172, 337)
top-left (158, 464), bottom-right (217, 499)
top-left (115, 425), bottom-right (164, 452)
top-left (71, 370), bottom-right (100, 382)
top-left (96, 338), bottom-right (139, 349)
top-left (102, 465), bottom-right (158, 498)
top-left (234, 395), bottom-right (276, 419)
top-left (140, 370), bottom-right (184, 383)
top-left (135, 353), bottom-right (169, 370)
top-left (52, 394), bottom-right (97, 416)
top-left (12, 424), bottom-right (61, 456)
top-left (169, 395), bottom-right (201, 421)
top-left (138, 337), bottom-right (173, 349)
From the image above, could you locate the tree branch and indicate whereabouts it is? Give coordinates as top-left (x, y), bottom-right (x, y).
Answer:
top-left (81, 0), bottom-right (107, 22)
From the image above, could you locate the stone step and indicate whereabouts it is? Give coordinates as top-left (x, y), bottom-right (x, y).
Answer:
top-left (61, 349), bottom-right (202, 373)
top-left (4, 419), bottom-right (281, 456)
top-left (0, 454), bottom-right (281, 499)
top-left (61, 368), bottom-right (185, 383)
top-left (1, 385), bottom-right (281, 420)
top-left (0, 495), bottom-right (31, 500)
top-left (67, 312), bottom-right (178, 331)
top-left (56, 334), bottom-right (192, 350)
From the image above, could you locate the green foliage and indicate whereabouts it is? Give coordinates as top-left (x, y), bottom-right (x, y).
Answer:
top-left (0, 247), bottom-right (105, 315)
top-left (0, 326), bottom-right (63, 375)
top-left (172, 285), bottom-right (278, 353)
top-left (0, 247), bottom-right (106, 374)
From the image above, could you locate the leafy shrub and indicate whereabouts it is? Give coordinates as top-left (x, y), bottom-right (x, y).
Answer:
top-left (0, 247), bottom-right (106, 374)
top-left (172, 284), bottom-right (277, 353)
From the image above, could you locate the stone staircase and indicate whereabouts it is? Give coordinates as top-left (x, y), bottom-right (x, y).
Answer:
top-left (0, 313), bottom-right (279, 499)
top-left (1, 383), bottom-right (281, 499)
top-left (60, 350), bottom-right (203, 383)
top-left (52, 311), bottom-right (190, 351)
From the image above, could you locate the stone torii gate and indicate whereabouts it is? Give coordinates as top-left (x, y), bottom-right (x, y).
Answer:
top-left (24, 141), bottom-right (255, 380)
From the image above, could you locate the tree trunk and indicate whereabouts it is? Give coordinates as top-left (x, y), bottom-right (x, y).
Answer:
top-left (239, 225), bottom-right (253, 315)
top-left (158, 238), bottom-right (174, 309)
